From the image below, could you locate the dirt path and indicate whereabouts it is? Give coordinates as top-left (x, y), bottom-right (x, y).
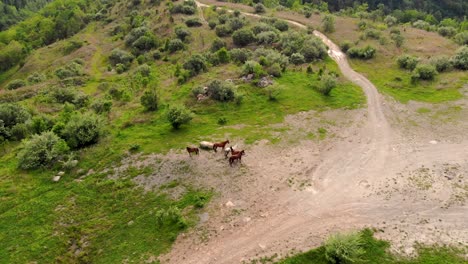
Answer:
top-left (157, 3), bottom-right (468, 263)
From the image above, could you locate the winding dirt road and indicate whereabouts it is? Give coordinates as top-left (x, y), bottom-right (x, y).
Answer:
top-left (159, 3), bottom-right (468, 263)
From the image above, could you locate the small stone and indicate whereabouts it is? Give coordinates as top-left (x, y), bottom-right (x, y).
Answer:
top-left (429, 140), bottom-right (438, 145)
top-left (243, 217), bottom-right (251, 223)
top-left (52, 176), bottom-right (61, 182)
top-left (258, 243), bottom-right (266, 250)
top-left (57, 171), bottom-right (65, 176)
top-left (127, 220), bottom-right (134, 226)
top-left (225, 201), bottom-right (234, 207)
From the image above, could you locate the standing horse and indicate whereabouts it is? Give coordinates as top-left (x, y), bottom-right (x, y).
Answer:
top-left (229, 150), bottom-right (245, 166)
top-left (213, 140), bottom-right (229, 152)
top-left (186, 147), bottom-right (199, 157)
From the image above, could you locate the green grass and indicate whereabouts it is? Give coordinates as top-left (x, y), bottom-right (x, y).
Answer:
top-left (277, 229), bottom-right (466, 264)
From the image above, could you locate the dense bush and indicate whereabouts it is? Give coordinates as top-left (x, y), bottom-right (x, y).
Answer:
top-left (438, 26), bottom-right (457, 37)
top-left (91, 99), bottom-right (112, 114)
top-left (0, 40), bottom-right (26, 72)
top-left (257, 31), bottom-right (279, 45)
top-left (140, 88), bottom-right (158, 111)
top-left (301, 37), bottom-right (327, 62)
top-left (266, 63), bottom-right (282, 77)
top-left (397, 54), bottom-right (420, 70)
top-left (430, 56), bottom-right (452, 72)
top-left (27, 72), bottom-right (46, 84)
top-left (125, 26), bottom-right (157, 51)
top-left (364, 29), bottom-right (381, 40)
top-left (273, 20), bottom-right (289, 32)
top-left (217, 48), bottom-right (230, 63)
top-left (232, 28), bottom-right (256, 46)
top-left (412, 20), bottom-right (431, 31)
top-left (62, 112), bottom-right (103, 149)
top-left (384, 15), bottom-right (398, 27)
top-left (135, 64), bottom-right (152, 77)
top-left (347, 46), bottom-right (376, 60)
top-left (254, 48), bottom-right (289, 70)
top-left (228, 17), bottom-right (245, 31)
top-left (183, 54), bottom-right (207, 76)
top-left (170, 1), bottom-right (196, 15)
top-left (211, 38), bottom-right (226, 52)
top-left (454, 32), bottom-right (468, 45)
top-left (167, 105), bottom-right (192, 129)
top-left (390, 32), bottom-right (405, 48)
top-left (168, 39), bottom-right (185, 53)
top-left (321, 14), bottom-right (335, 33)
top-left (55, 61), bottom-right (83, 79)
top-left (31, 115), bottom-right (54, 135)
top-left (254, 3), bottom-right (266, 14)
top-left (208, 20), bottom-right (217, 29)
top-left (316, 74), bottom-right (337, 96)
top-left (230, 48), bottom-right (252, 64)
top-left (109, 49), bottom-right (135, 66)
top-left (0, 103), bottom-right (31, 141)
top-left (7, 79), bottom-right (26, 90)
top-left (412, 64), bottom-right (437, 81)
top-left (324, 231), bottom-right (365, 264)
top-left (242, 60), bottom-right (266, 77)
top-left (185, 18), bottom-right (203, 27)
top-left (451, 46), bottom-right (468, 70)
top-left (215, 24), bottom-right (232, 37)
top-left (17, 132), bottom-right (69, 170)
top-left (252, 23), bottom-right (275, 34)
top-left (175, 27), bottom-right (191, 41)
top-left (290, 53), bottom-right (305, 65)
top-left (340, 41), bottom-right (353, 52)
top-left (279, 32), bottom-right (305, 56)
top-left (206, 80), bottom-right (236, 102)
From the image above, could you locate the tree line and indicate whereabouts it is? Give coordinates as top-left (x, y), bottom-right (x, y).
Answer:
top-left (0, 0), bottom-right (54, 31)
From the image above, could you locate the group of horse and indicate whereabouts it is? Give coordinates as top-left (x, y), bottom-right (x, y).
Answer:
top-left (186, 140), bottom-right (246, 166)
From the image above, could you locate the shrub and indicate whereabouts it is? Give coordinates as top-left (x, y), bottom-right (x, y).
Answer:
top-left (185, 18), bottom-right (203, 27)
top-left (301, 37), bottom-right (327, 62)
top-left (217, 117), bottom-right (227, 125)
top-left (265, 86), bottom-right (281, 101)
top-left (252, 23), bottom-right (275, 34)
top-left (208, 20), bottom-right (217, 30)
top-left (91, 99), bottom-right (112, 114)
top-left (175, 27), bottom-right (191, 41)
top-left (211, 38), bottom-right (226, 52)
top-left (125, 27), bottom-right (154, 47)
top-left (242, 60), bottom-right (266, 77)
top-left (168, 39), bottom-right (185, 53)
top-left (266, 63), bottom-right (282, 77)
top-left (391, 33), bottom-right (405, 48)
top-left (152, 50), bottom-right (162, 60)
top-left (183, 54), bottom-right (207, 76)
top-left (135, 64), bottom-right (152, 77)
top-left (364, 29), bottom-right (381, 40)
top-left (430, 56), bottom-right (452, 72)
top-left (232, 28), bottom-right (256, 46)
top-left (55, 62), bottom-right (83, 79)
top-left (228, 17), bottom-right (245, 31)
top-left (412, 64), bottom-right (437, 81)
top-left (316, 74), bottom-right (337, 96)
top-left (347, 46), bottom-right (376, 60)
top-left (171, 3), bottom-right (196, 14)
top-left (0, 103), bottom-right (31, 141)
top-left (17, 132), bottom-right (69, 170)
top-left (279, 31), bottom-right (305, 56)
top-left (254, 3), bottom-right (266, 14)
top-left (167, 105), bottom-right (192, 129)
top-left (27, 72), bottom-right (46, 84)
top-left (215, 25), bottom-right (232, 37)
top-left (340, 41), bottom-right (353, 52)
top-left (62, 112), bottom-right (103, 149)
top-left (451, 46), bottom-right (468, 70)
top-left (254, 48), bottom-right (289, 69)
top-left (230, 48), bottom-right (252, 64)
top-left (31, 115), bottom-right (54, 135)
top-left (140, 88), bottom-right (158, 111)
top-left (413, 20), bottom-right (430, 30)
top-left (10, 123), bottom-right (29, 141)
top-left (290, 53), bottom-right (305, 65)
top-left (62, 39), bottom-right (84, 55)
top-left (384, 15), bottom-right (398, 27)
top-left (438, 26), bottom-right (457, 37)
top-left (454, 32), bottom-right (468, 45)
top-left (257, 31), bottom-right (279, 45)
top-left (273, 20), bottom-right (289, 32)
top-left (207, 80), bottom-right (236, 102)
top-left (7, 79), bottom-right (26, 90)
top-left (397, 54), bottom-right (420, 70)
top-left (324, 231), bottom-right (365, 264)
top-left (109, 49), bottom-right (135, 66)
top-left (217, 47), bottom-right (230, 63)
top-left (322, 14), bottom-right (335, 33)
top-left (132, 36), bottom-right (157, 52)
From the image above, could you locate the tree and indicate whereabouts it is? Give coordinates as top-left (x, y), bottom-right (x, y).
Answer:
top-left (217, 47), bottom-right (230, 63)
top-left (168, 39), bottom-right (185, 53)
top-left (175, 27), bottom-right (191, 41)
top-left (301, 37), bottom-right (328, 62)
top-left (141, 88), bottom-right (158, 111)
top-left (322, 14), bottom-right (335, 33)
top-left (17, 132), bottom-right (69, 170)
top-left (0, 103), bottom-right (31, 142)
top-left (62, 112), bottom-right (103, 149)
top-left (211, 38), bottom-right (226, 52)
top-left (232, 28), bottom-right (256, 46)
top-left (167, 106), bottom-right (192, 129)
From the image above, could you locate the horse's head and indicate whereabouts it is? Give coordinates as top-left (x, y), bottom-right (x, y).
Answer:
top-left (226, 139), bottom-right (230, 144)
top-left (240, 150), bottom-right (245, 155)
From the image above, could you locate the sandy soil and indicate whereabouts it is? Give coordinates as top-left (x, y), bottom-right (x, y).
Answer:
top-left (109, 3), bottom-right (468, 263)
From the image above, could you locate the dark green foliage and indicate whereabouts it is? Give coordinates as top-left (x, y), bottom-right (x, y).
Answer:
top-left (451, 46), bottom-right (468, 70)
top-left (253, 48), bottom-right (289, 70)
top-left (17, 131), bottom-right (69, 170)
top-left (267, 63), bottom-right (282, 77)
top-left (412, 64), bottom-right (438, 81)
top-left (454, 32), bottom-right (468, 45)
top-left (229, 48), bottom-right (252, 64)
top-left (215, 24), bottom-right (232, 37)
top-left (438, 26), bottom-right (457, 37)
top-left (125, 27), bottom-right (158, 52)
top-left (140, 88), bottom-right (158, 111)
top-left (109, 49), bottom-right (135, 66)
top-left (6, 79), bottom-right (27, 90)
top-left (232, 28), bottom-right (256, 46)
top-left (183, 54), bottom-right (207, 76)
top-left (170, 1), bottom-right (196, 15)
top-left (185, 18), bottom-right (202, 27)
top-left (211, 38), bottom-right (226, 52)
top-left (175, 26), bottom-right (191, 41)
top-left (256, 31), bottom-right (279, 45)
top-left (340, 41), bottom-right (353, 52)
top-left (228, 17), bottom-right (245, 31)
top-left (31, 115), bottom-right (54, 135)
top-left (254, 3), bottom-right (266, 14)
top-left (206, 80), bottom-right (236, 102)
top-left (273, 20), bottom-right (289, 32)
top-left (0, 41), bottom-right (26, 72)
top-left (208, 20), bottom-right (217, 29)
top-left (242, 60), bottom-right (266, 77)
top-left (347, 46), bottom-right (376, 60)
top-left (430, 56), bottom-right (452, 72)
top-left (321, 14), bottom-right (335, 33)
top-left (27, 72), bottom-right (46, 84)
top-left (166, 105), bottom-right (192, 129)
top-left (252, 23), bottom-right (275, 34)
top-left (216, 47), bottom-right (230, 63)
top-left (91, 100), bottom-right (112, 114)
top-left (290, 53), bottom-right (305, 65)
top-left (397, 54), bottom-right (420, 70)
top-left (301, 37), bottom-right (328, 62)
top-left (168, 39), bottom-right (185, 53)
top-left (316, 74), bottom-right (337, 96)
top-left (62, 112), bottom-right (103, 149)
top-left (0, 0), bottom-right (54, 31)
top-left (0, 103), bottom-right (31, 141)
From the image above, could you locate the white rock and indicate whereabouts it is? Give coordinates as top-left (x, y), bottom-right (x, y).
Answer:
top-left (57, 171), bottom-right (65, 176)
top-left (52, 176), bottom-right (61, 182)
top-left (429, 140), bottom-right (438, 145)
top-left (225, 201), bottom-right (234, 207)
top-left (243, 217), bottom-right (251, 223)
top-left (258, 243), bottom-right (266, 250)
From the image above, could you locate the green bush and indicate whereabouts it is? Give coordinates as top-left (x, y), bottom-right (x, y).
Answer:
top-left (211, 38), bottom-right (226, 52)
top-left (208, 20), bottom-right (217, 29)
top-left (265, 86), bottom-right (281, 101)
top-left (340, 41), bottom-right (353, 52)
top-left (254, 3), bottom-right (266, 14)
top-left (215, 24), bottom-right (232, 37)
top-left (135, 64), bottom-right (152, 77)
top-left (62, 112), bottom-right (103, 149)
top-left (168, 39), bottom-right (185, 53)
top-left (290, 53), bottom-right (305, 65)
top-left (252, 23), bottom-right (275, 34)
top-left (91, 99), bottom-right (112, 114)
top-left (140, 88), bottom-right (158, 111)
top-left (185, 18), bottom-right (202, 27)
top-left (228, 17), bottom-right (245, 31)
top-left (347, 45), bottom-right (376, 60)
top-left (437, 26), bottom-right (457, 37)
top-left (316, 74), bottom-right (337, 96)
top-left (175, 26), bottom-right (191, 41)
top-left (6, 79), bottom-right (27, 90)
top-left (183, 54), bottom-right (207, 76)
top-left (63, 39), bottom-right (84, 55)
top-left (324, 231), bottom-right (365, 264)
top-left (17, 132), bottom-right (69, 170)
top-left (413, 20), bottom-right (431, 30)
top-left (230, 48), bottom-right (252, 63)
top-left (217, 47), bottom-right (230, 63)
top-left (109, 49), bottom-right (135, 66)
top-left (301, 37), bottom-right (327, 62)
top-left (10, 123), bottom-right (29, 141)
top-left (253, 48), bottom-right (289, 69)
top-left (273, 20), bottom-right (289, 32)
top-left (0, 103), bottom-right (31, 141)
top-left (206, 80), bottom-right (236, 102)
top-left (430, 56), bottom-right (452, 72)
top-left (27, 72), bottom-right (46, 84)
top-left (451, 45), bottom-right (468, 70)
top-left (232, 28), bottom-right (256, 46)
top-left (412, 64), bottom-right (438, 81)
top-left (31, 115), bottom-right (54, 135)
top-left (242, 60), bottom-right (266, 77)
top-left (397, 54), bottom-right (420, 70)
top-left (364, 29), bottom-right (381, 40)
top-left (55, 62), bottom-right (83, 79)
top-left (454, 32), bottom-right (468, 45)
top-left (321, 14), bottom-right (335, 33)
top-left (384, 15), bottom-right (398, 27)
top-left (256, 31), bottom-right (279, 45)
top-left (167, 105), bottom-right (192, 129)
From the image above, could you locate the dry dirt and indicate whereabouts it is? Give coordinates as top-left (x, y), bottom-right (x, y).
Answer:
top-left (106, 3), bottom-right (468, 263)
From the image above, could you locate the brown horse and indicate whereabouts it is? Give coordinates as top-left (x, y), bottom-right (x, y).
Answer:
top-left (213, 140), bottom-right (229, 152)
top-left (230, 146), bottom-right (241, 156)
top-left (229, 150), bottom-right (245, 166)
top-left (186, 147), bottom-right (199, 157)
